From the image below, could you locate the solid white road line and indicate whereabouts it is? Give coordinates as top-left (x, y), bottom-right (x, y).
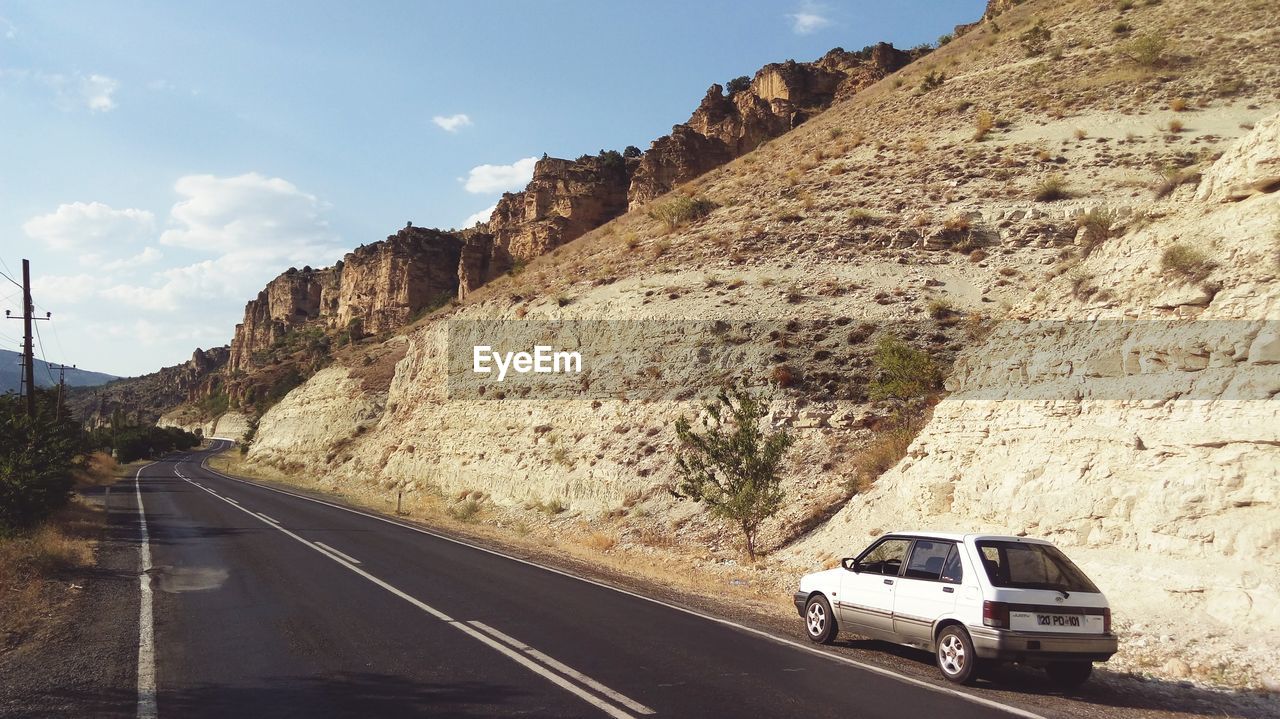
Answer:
top-left (469, 621), bottom-right (656, 716)
top-left (134, 464), bottom-right (158, 719)
top-left (314, 541), bottom-right (360, 565)
top-left (172, 465), bottom-right (642, 719)
top-left (256, 512), bottom-right (280, 525)
top-left (194, 446), bottom-right (1045, 719)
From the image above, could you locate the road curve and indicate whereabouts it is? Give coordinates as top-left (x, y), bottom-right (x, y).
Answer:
top-left (131, 441), bottom-right (1040, 719)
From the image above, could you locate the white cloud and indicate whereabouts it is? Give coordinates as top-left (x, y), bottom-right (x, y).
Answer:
top-left (23, 173), bottom-right (345, 375)
top-left (100, 246), bottom-right (163, 272)
top-left (31, 274), bottom-right (101, 304)
top-left (463, 156), bottom-right (537, 194)
top-left (23, 201), bottom-right (155, 250)
top-left (787, 3), bottom-right (830, 34)
top-left (1, 17), bottom-right (16, 40)
top-left (82, 74), bottom-right (117, 111)
top-left (432, 113), bottom-right (473, 132)
top-left (462, 204), bottom-right (496, 228)
top-left (159, 172), bottom-right (337, 253)
top-left (0, 69), bottom-right (121, 111)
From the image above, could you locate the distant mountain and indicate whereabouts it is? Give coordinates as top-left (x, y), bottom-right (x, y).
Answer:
top-left (0, 349), bottom-right (119, 394)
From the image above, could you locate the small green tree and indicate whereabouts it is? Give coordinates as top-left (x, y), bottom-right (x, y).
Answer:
top-left (725, 76), bottom-right (751, 96)
top-left (869, 334), bottom-right (942, 401)
top-left (672, 387), bottom-right (793, 560)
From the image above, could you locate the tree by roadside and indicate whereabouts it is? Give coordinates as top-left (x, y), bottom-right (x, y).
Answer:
top-left (671, 387), bottom-right (793, 561)
top-left (0, 390), bottom-right (86, 534)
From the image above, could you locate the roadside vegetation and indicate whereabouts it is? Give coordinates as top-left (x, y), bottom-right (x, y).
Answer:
top-left (0, 391), bottom-right (137, 649)
top-left (671, 387), bottom-right (794, 561)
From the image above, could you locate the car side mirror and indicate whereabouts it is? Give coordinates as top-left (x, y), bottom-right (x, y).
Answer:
top-left (841, 557), bottom-right (859, 572)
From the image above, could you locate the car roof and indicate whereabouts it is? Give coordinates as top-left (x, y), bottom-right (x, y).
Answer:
top-left (884, 531), bottom-right (1053, 545)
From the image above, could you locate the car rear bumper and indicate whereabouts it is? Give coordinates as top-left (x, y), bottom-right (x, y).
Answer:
top-left (969, 627), bottom-right (1117, 662)
top-left (793, 592), bottom-right (808, 617)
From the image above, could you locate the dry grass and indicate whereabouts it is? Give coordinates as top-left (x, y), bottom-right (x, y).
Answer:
top-left (581, 530), bottom-right (618, 552)
top-left (1161, 243), bottom-right (1217, 281)
top-left (974, 109), bottom-right (995, 141)
top-left (1034, 174), bottom-right (1070, 201)
top-left (845, 414), bottom-right (929, 494)
top-left (0, 487), bottom-right (111, 644)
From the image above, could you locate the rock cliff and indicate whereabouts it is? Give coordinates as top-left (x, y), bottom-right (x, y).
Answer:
top-left (333, 227), bottom-right (463, 335)
top-left (225, 226), bottom-right (462, 378)
top-left (68, 346), bottom-right (229, 428)
top-left (228, 266), bottom-right (340, 373)
top-left (462, 155), bottom-right (631, 294)
top-left (628, 43), bottom-right (916, 210)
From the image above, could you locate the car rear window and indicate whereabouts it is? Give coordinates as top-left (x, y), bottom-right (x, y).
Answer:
top-left (976, 541), bottom-right (1099, 593)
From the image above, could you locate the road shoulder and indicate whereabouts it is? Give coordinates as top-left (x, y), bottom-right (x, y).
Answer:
top-left (0, 465), bottom-right (141, 718)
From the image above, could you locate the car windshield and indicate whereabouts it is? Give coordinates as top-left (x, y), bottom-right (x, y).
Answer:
top-left (976, 541), bottom-right (1100, 593)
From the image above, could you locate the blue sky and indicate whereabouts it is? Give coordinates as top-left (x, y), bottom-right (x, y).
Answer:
top-left (0, 1), bottom-right (983, 376)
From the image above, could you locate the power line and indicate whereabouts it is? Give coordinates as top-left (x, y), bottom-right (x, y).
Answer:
top-left (34, 319), bottom-right (56, 383)
top-left (0, 256), bottom-right (21, 290)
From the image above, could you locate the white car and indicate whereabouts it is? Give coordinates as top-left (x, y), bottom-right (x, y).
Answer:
top-left (793, 532), bottom-right (1116, 686)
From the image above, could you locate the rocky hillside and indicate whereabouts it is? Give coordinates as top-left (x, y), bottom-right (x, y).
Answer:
top-left (65, 346), bottom-right (227, 428)
top-left (134, 38), bottom-right (925, 418)
top-left (232, 0), bottom-right (1280, 693)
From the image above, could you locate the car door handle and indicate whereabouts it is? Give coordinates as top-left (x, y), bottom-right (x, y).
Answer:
top-left (883, 579), bottom-right (894, 585)
top-left (942, 586), bottom-right (955, 593)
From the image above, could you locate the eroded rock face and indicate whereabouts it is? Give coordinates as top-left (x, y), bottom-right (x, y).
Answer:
top-left (628, 44), bottom-right (916, 210)
top-left (626, 126), bottom-right (734, 210)
top-left (333, 227), bottom-right (463, 335)
top-left (228, 266), bottom-right (340, 373)
top-left (463, 155), bottom-right (632, 292)
top-left (225, 227), bottom-right (463, 375)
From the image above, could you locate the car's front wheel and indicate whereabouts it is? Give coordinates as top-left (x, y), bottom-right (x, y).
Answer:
top-left (1045, 661), bottom-right (1093, 688)
top-left (804, 595), bottom-right (837, 644)
top-left (936, 625), bottom-right (979, 684)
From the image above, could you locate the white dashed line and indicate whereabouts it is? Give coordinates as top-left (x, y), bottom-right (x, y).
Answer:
top-left (314, 541), bottom-right (359, 564)
top-left (172, 462), bottom-right (645, 718)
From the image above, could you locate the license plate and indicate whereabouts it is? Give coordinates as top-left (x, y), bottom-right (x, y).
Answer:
top-left (1011, 610), bottom-right (1102, 633)
top-left (1036, 614), bottom-right (1081, 628)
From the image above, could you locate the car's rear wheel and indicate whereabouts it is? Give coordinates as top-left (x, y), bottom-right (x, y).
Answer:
top-left (804, 595), bottom-right (837, 644)
top-left (936, 625), bottom-right (979, 684)
top-left (1045, 661), bottom-right (1093, 688)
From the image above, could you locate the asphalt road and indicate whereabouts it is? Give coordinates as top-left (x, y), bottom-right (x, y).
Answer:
top-left (127, 441), bottom-right (1039, 719)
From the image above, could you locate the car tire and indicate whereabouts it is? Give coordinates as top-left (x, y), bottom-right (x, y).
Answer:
top-left (803, 595), bottom-right (837, 645)
top-left (1045, 661), bottom-right (1093, 688)
top-left (935, 625), bottom-right (980, 685)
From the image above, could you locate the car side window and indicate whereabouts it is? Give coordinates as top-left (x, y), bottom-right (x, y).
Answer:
top-left (903, 540), bottom-right (953, 581)
top-left (859, 538), bottom-right (910, 576)
top-left (940, 545), bottom-right (964, 584)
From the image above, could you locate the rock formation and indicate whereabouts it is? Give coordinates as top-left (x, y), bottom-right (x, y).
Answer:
top-left (462, 154), bottom-right (632, 293)
top-left (228, 266), bottom-right (340, 373)
top-left (333, 227), bottom-right (463, 335)
top-left (226, 226), bottom-right (463, 375)
top-left (627, 44), bottom-right (916, 210)
top-left (67, 346), bottom-right (230, 428)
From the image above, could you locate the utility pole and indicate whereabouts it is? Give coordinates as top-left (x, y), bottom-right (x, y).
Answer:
top-left (5, 259), bottom-right (52, 418)
top-left (50, 363), bottom-right (76, 422)
top-left (21, 259), bottom-right (34, 417)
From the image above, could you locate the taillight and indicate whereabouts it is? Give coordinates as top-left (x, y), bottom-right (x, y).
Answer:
top-left (983, 600), bottom-right (1010, 629)
top-left (1103, 607), bottom-right (1112, 634)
